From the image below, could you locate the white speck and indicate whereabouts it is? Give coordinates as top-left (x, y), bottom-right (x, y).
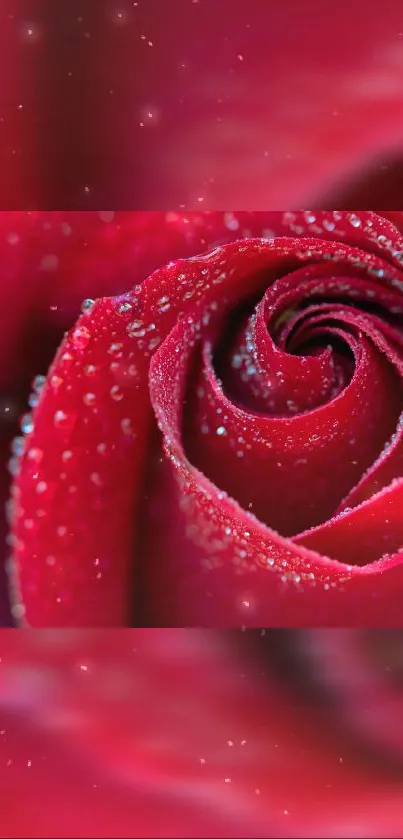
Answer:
top-left (54, 405), bottom-right (69, 426)
top-left (224, 212), bottom-right (240, 231)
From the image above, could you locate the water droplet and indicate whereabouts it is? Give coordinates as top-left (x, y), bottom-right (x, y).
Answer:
top-left (8, 456), bottom-right (20, 477)
top-left (81, 298), bottom-right (96, 314)
top-left (369, 266), bottom-right (385, 278)
top-left (348, 214), bottom-right (361, 228)
top-left (32, 375), bottom-right (46, 392)
top-left (11, 437), bottom-right (25, 456)
top-left (72, 326), bottom-right (91, 350)
top-left (28, 393), bottom-right (39, 408)
top-left (117, 301), bottom-right (132, 314)
top-left (127, 320), bottom-right (145, 338)
top-left (54, 410), bottom-right (68, 428)
top-left (21, 414), bottom-right (34, 434)
top-left (121, 418), bottom-right (133, 435)
top-left (110, 385), bottom-right (123, 401)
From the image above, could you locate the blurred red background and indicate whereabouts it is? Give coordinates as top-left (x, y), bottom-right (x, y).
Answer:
top-left (0, 629), bottom-right (403, 838)
top-left (3, 0), bottom-right (403, 208)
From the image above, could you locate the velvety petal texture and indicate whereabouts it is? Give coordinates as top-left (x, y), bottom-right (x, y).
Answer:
top-left (10, 211), bottom-right (403, 626)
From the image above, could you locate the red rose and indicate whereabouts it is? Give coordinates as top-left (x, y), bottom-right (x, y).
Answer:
top-left (8, 210), bottom-right (403, 626)
top-left (0, 628), bottom-right (403, 838)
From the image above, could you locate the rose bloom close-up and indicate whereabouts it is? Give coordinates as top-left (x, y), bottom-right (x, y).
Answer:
top-left (1, 628), bottom-right (403, 838)
top-left (3, 210), bottom-right (403, 627)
